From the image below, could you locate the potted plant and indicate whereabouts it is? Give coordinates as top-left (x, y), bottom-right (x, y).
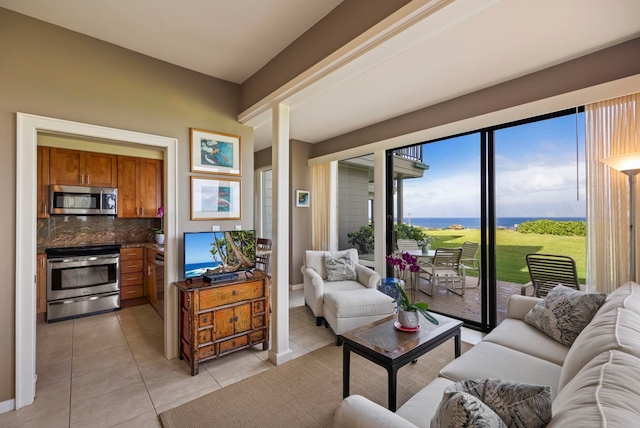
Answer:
top-left (395, 281), bottom-right (439, 328)
top-left (152, 206), bottom-right (165, 245)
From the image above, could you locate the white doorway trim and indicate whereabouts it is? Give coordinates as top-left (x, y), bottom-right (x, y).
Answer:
top-left (15, 113), bottom-right (179, 409)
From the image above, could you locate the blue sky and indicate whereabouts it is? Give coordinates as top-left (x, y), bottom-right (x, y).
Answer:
top-left (400, 112), bottom-right (586, 218)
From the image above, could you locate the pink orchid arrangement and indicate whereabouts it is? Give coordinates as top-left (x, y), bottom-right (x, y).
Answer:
top-left (153, 206), bottom-right (164, 234)
top-left (386, 252), bottom-right (420, 280)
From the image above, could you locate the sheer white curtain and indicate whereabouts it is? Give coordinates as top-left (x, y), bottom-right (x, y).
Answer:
top-left (311, 162), bottom-right (337, 251)
top-left (586, 93), bottom-right (640, 292)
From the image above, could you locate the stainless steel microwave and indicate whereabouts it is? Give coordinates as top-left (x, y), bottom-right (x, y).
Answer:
top-left (50, 185), bottom-right (118, 215)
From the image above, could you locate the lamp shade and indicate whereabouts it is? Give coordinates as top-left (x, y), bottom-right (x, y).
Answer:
top-left (601, 152), bottom-right (640, 175)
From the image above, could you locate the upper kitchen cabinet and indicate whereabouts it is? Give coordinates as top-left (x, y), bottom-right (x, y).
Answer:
top-left (37, 146), bottom-right (50, 218)
top-left (49, 148), bottom-right (118, 187)
top-left (118, 156), bottom-right (163, 218)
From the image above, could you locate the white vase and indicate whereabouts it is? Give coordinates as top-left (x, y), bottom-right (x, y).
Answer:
top-left (155, 234), bottom-right (165, 245)
top-left (398, 309), bottom-right (420, 329)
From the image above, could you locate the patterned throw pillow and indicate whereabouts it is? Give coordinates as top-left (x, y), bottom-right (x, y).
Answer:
top-left (431, 391), bottom-right (506, 428)
top-left (324, 254), bottom-right (357, 281)
top-left (524, 284), bottom-right (606, 347)
top-left (432, 379), bottom-right (552, 428)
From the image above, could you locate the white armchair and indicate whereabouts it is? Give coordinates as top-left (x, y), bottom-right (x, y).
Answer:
top-left (301, 249), bottom-right (381, 326)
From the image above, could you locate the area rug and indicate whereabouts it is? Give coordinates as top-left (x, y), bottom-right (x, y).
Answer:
top-left (159, 338), bottom-right (471, 428)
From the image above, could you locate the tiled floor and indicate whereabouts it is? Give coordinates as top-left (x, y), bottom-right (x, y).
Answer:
top-left (1, 288), bottom-right (480, 427)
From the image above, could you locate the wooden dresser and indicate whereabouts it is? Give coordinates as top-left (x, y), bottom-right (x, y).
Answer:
top-left (174, 272), bottom-right (270, 375)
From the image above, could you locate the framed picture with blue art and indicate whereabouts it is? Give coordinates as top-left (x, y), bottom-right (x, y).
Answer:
top-left (296, 190), bottom-right (310, 207)
top-left (190, 176), bottom-right (241, 220)
top-left (190, 128), bottom-right (241, 176)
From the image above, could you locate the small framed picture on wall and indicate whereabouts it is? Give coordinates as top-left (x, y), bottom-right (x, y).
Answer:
top-left (190, 128), bottom-right (241, 176)
top-left (296, 190), bottom-right (310, 207)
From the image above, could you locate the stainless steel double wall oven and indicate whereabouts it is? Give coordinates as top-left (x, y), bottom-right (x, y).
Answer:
top-left (45, 244), bottom-right (121, 322)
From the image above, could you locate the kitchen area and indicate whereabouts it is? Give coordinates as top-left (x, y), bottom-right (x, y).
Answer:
top-left (36, 133), bottom-right (166, 324)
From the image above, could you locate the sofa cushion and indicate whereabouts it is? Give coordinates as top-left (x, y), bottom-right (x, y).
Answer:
top-left (439, 342), bottom-right (562, 398)
top-left (549, 350), bottom-right (640, 427)
top-left (523, 284), bottom-right (606, 347)
top-left (305, 249), bottom-right (358, 280)
top-left (557, 307), bottom-right (640, 391)
top-left (483, 319), bottom-right (569, 366)
top-left (433, 379), bottom-right (551, 428)
top-left (324, 253), bottom-right (357, 281)
top-left (396, 377), bottom-right (454, 428)
top-left (430, 391), bottom-right (506, 428)
top-left (598, 281), bottom-right (640, 315)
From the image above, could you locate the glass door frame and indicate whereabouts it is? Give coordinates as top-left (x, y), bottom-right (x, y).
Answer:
top-left (385, 107), bottom-right (584, 332)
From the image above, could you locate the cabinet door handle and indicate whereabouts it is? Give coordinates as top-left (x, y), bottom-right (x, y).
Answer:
top-left (229, 317), bottom-right (234, 323)
top-left (87, 175), bottom-right (90, 185)
top-left (43, 204), bottom-right (47, 215)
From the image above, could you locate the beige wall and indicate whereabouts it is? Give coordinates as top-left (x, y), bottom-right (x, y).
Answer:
top-left (0, 8), bottom-right (253, 402)
top-left (241, 0), bottom-right (410, 110)
top-left (289, 140), bottom-right (312, 285)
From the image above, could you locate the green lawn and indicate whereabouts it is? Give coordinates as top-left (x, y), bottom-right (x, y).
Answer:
top-left (425, 229), bottom-right (586, 284)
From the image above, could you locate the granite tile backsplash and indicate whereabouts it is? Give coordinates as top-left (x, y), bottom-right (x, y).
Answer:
top-left (38, 216), bottom-right (160, 248)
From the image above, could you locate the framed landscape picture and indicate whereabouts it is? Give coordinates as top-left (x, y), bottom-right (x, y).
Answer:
top-left (190, 128), bottom-right (241, 176)
top-left (191, 177), bottom-right (241, 220)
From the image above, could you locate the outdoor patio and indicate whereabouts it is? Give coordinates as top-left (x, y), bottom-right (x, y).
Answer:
top-left (411, 276), bottom-right (524, 325)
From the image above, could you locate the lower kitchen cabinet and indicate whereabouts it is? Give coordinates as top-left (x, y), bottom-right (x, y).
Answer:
top-left (145, 248), bottom-right (158, 310)
top-left (36, 253), bottom-right (47, 315)
top-left (120, 247), bottom-right (145, 302)
top-left (174, 272), bottom-right (270, 375)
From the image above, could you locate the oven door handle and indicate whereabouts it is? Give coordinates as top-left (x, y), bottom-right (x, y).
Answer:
top-left (48, 295), bottom-right (107, 305)
top-left (47, 257), bottom-right (119, 269)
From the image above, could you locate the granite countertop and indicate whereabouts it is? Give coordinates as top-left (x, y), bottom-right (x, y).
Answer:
top-left (38, 242), bottom-right (164, 254)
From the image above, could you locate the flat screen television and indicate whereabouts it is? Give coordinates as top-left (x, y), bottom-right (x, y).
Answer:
top-left (183, 230), bottom-right (256, 280)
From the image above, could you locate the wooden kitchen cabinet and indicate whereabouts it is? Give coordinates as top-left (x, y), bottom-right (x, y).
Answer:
top-left (120, 247), bottom-right (145, 302)
top-left (49, 148), bottom-right (117, 187)
top-left (175, 273), bottom-right (270, 375)
top-left (117, 156), bottom-right (163, 218)
top-left (36, 253), bottom-right (47, 315)
top-left (144, 248), bottom-right (158, 310)
top-left (37, 146), bottom-right (50, 218)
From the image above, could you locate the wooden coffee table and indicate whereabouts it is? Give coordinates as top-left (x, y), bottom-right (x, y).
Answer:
top-left (342, 313), bottom-right (463, 412)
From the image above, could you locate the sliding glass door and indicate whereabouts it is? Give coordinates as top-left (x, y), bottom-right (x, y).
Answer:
top-left (388, 108), bottom-right (585, 331)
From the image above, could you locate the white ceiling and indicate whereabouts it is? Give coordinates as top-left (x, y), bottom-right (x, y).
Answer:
top-left (2, 0), bottom-right (639, 152)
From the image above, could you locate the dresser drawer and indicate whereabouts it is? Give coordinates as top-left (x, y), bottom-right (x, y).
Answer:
top-left (199, 281), bottom-right (264, 309)
top-left (219, 334), bottom-right (248, 354)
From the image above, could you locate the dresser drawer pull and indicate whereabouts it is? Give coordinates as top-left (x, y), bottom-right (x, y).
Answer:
top-left (232, 290), bottom-right (237, 296)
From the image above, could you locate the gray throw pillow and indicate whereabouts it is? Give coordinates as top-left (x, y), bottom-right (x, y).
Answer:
top-left (524, 284), bottom-right (606, 347)
top-left (431, 390), bottom-right (507, 428)
top-left (433, 379), bottom-right (552, 428)
top-left (324, 254), bottom-right (357, 281)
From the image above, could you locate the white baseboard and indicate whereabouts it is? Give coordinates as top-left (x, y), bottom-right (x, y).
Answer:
top-left (290, 283), bottom-right (303, 290)
top-left (0, 398), bottom-right (15, 414)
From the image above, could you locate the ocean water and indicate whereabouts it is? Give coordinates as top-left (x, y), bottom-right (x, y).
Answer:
top-left (403, 217), bottom-right (585, 230)
top-left (184, 261), bottom-right (221, 279)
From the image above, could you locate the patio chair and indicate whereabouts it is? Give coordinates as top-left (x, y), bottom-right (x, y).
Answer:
top-left (418, 247), bottom-right (465, 296)
top-left (460, 241), bottom-right (480, 288)
top-left (397, 239), bottom-right (420, 252)
top-left (255, 237), bottom-right (272, 273)
top-left (522, 253), bottom-right (580, 298)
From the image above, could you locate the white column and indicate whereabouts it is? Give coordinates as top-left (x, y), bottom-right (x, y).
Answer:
top-left (374, 150), bottom-right (387, 275)
top-left (268, 104), bottom-right (293, 365)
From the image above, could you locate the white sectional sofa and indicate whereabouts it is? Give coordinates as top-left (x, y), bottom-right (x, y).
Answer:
top-left (335, 281), bottom-right (640, 427)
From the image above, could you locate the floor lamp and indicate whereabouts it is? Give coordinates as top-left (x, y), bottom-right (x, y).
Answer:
top-left (601, 152), bottom-right (640, 282)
